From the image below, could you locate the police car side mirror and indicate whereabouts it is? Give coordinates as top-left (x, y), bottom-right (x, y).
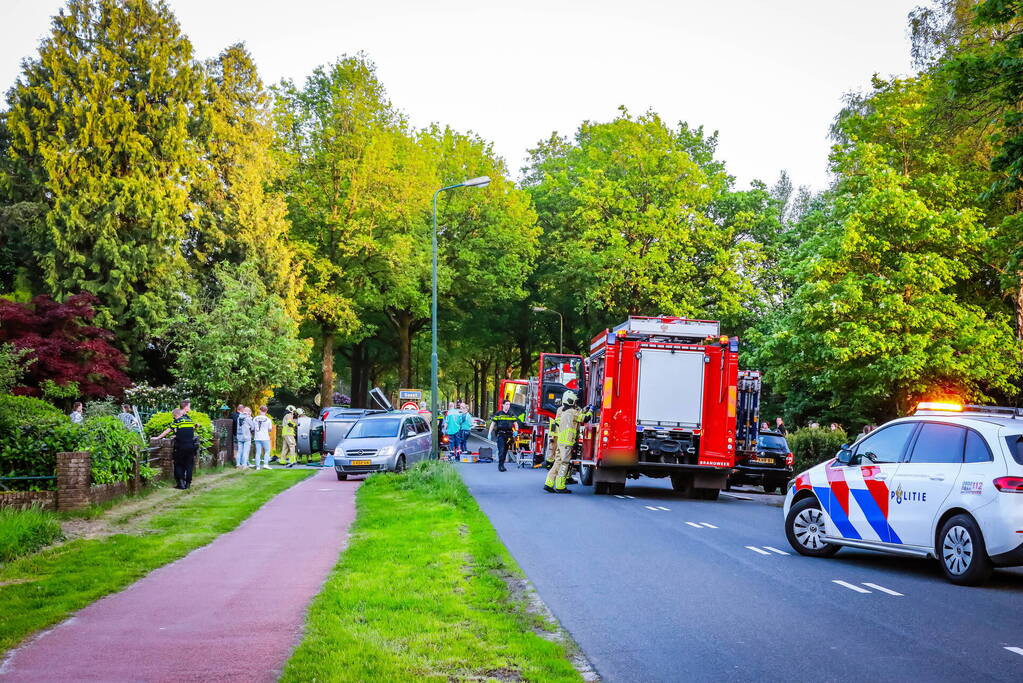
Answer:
top-left (836, 446), bottom-right (854, 466)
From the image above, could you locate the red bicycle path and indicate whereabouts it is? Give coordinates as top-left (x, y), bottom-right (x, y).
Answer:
top-left (1, 468), bottom-right (359, 682)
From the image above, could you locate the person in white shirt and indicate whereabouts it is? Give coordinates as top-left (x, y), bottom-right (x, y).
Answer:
top-left (69, 402), bottom-right (84, 424)
top-left (251, 405), bottom-right (274, 470)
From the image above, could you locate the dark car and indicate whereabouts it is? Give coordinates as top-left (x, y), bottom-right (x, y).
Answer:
top-left (730, 430), bottom-right (793, 494)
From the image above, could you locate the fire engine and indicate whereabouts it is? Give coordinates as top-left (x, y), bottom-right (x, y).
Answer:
top-left (529, 316), bottom-right (759, 498)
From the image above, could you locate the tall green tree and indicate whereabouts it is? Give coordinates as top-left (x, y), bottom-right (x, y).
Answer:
top-left (193, 43), bottom-right (300, 316)
top-left (523, 108), bottom-right (761, 336)
top-left (1, 0), bottom-right (204, 359)
top-left (756, 78), bottom-right (1019, 422)
top-left (274, 55), bottom-right (419, 405)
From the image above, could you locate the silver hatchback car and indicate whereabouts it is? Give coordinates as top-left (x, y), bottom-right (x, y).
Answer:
top-left (333, 412), bottom-right (433, 480)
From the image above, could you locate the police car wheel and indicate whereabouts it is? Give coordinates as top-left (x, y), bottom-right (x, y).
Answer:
top-left (938, 515), bottom-right (992, 586)
top-left (785, 498), bottom-right (840, 558)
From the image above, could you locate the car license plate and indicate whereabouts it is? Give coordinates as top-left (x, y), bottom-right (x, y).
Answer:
top-left (351, 459), bottom-right (371, 466)
top-left (754, 457), bottom-right (775, 465)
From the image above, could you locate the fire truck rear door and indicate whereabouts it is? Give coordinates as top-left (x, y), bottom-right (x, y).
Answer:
top-left (635, 349), bottom-right (704, 428)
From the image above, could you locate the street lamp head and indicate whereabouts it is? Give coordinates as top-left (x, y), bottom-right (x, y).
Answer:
top-left (462, 176), bottom-right (491, 188)
top-left (531, 306), bottom-right (548, 312)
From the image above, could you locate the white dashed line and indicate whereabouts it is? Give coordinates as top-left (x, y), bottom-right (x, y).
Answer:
top-left (614, 495), bottom-right (627, 499)
top-left (624, 495), bottom-right (636, 499)
top-left (699, 522), bottom-right (718, 529)
top-left (862, 582), bottom-right (903, 596)
top-left (745, 546), bottom-right (771, 555)
top-left (685, 522), bottom-right (703, 528)
top-left (644, 506), bottom-right (659, 511)
top-left (1005, 647), bottom-right (1023, 656)
top-left (832, 580), bottom-right (872, 594)
top-left (656, 506), bottom-right (670, 511)
top-left (763, 546), bottom-right (790, 555)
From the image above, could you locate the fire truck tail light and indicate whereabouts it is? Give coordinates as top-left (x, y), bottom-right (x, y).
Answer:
top-left (719, 335), bottom-right (728, 345)
top-left (727, 386), bottom-right (737, 418)
top-left (786, 452), bottom-right (794, 467)
top-left (993, 476), bottom-right (1023, 493)
top-left (602, 378), bottom-right (613, 409)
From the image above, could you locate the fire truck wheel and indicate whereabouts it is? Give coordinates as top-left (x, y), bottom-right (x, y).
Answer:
top-left (594, 481), bottom-right (610, 495)
top-left (698, 488), bottom-right (720, 501)
top-left (610, 482), bottom-right (626, 495)
top-left (580, 464), bottom-right (594, 486)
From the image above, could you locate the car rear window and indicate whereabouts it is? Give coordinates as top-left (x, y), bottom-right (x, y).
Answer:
top-left (758, 434), bottom-right (788, 451)
top-left (1003, 434), bottom-right (1023, 466)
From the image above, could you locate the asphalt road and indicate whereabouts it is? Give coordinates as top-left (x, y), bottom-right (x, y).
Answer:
top-left (461, 435), bottom-right (1023, 682)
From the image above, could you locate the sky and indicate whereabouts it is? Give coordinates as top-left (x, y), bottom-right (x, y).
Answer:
top-left (0, 0), bottom-right (923, 191)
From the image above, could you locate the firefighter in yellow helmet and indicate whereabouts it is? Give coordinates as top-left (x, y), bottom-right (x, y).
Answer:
top-left (543, 391), bottom-right (589, 494)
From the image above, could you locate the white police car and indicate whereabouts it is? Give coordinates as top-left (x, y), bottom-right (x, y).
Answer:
top-left (784, 403), bottom-right (1023, 585)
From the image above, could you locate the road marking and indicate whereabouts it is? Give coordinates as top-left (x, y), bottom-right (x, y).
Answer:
top-left (763, 546), bottom-right (790, 555)
top-left (686, 522), bottom-right (703, 528)
top-left (862, 582), bottom-right (903, 596)
top-left (699, 522), bottom-right (718, 529)
top-left (722, 492), bottom-right (753, 500)
top-left (644, 506), bottom-right (659, 511)
top-left (745, 546), bottom-right (771, 555)
top-left (614, 495), bottom-right (626, 499)
top-left (656, 506), bottom-right (670, 511)
top-left (1005, 647), bottom-right (1023, 656)
top-left (832, 580), bottom-right (872, 594)
top-left (624, 495), bottom-right (636, 499)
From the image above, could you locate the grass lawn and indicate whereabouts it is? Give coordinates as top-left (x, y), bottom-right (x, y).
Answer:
top-left (0, 506), bottom-right (63, 563)
top-left (0, 469), bottom-right (311, 654)
top-left (281, 461), bottom-right (583, 683)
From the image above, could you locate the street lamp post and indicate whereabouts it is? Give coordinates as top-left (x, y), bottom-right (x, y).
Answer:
top-left (431, 176), bottom-right (490, 458)
top-left (531, 306), bottom-right (563, 353)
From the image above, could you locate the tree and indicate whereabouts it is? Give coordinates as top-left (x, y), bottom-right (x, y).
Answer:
top-left (1, 0), bottom-right (205, 359)
top-left (274, 55), bottom-right (415, 405)
top-left (756, 111), bottom-right (1019, 422)
top-left (173, 263), bottom-right (311, 409)
top-left (523, 108), bottom-right (761, 336)
top-left (191, 43), bottom-right (301, 315)
top-left (0, 293), bottom-right (130, 399)
top-left (0, 343), bottom-right (33, 393)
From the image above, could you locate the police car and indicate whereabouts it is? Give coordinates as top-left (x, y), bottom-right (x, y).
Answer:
top-left (783, 403), bottom-right (1023, 585)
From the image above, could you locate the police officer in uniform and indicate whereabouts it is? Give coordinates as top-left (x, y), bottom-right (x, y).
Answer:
top-left (156, 408), bottom-right (199, 489)
top-left (544, 391), bottom-right (589, 494)
top-left (489, 399), bottom-right (525, 472)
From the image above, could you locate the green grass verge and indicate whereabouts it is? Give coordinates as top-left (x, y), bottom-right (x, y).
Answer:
top-left (0, 469), bottom-right (311, 654)
top-left (0, 506), bottom-right (63, 564)
top-left (281, 461), bottom-right (582, 683)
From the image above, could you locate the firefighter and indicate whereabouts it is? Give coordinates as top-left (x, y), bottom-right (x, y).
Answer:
top-left (155, 408), bottom-right (199, 490)
top-left (544, 391), bottom-right (589, 494)
top-left (489, 399), bottom-right (525, 472)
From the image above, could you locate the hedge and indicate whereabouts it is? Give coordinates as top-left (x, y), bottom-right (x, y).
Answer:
top-left (787, 427), bottom-right (850, 473)
top-left (144, 411), bottom-right (213, 454)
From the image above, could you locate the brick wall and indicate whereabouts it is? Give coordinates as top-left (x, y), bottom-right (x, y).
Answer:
top-left (89, 480), bottom-right (135, 505)
top-left (0, 490), bottom-right (57, 510)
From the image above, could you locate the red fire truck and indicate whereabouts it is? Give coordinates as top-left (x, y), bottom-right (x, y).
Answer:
top-left (535, 316), bottom-right (747, 499)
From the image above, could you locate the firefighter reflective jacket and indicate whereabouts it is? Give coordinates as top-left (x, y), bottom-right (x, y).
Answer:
top-left (555, 406), bottom-right (590, 445)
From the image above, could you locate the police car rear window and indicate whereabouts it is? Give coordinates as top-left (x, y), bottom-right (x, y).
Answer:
top-left (1003, 435), bottom-right (1023, 466)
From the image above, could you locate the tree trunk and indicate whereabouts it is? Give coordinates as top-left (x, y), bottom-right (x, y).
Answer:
top-left (519, 340), bottom-right (532, 378)
top-left (1016, 274), bottom-right (1023, 341)
top-left (394, 310), bottom-right (414, 389)
top-left (321, 331), bottom-right (334, 408)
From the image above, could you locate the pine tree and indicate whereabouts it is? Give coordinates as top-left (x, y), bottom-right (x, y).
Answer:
top-left (1, 0), bottom-right (204, 358)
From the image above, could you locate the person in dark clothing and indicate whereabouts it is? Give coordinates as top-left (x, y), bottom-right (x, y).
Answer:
top-left (156, 408), bottom-right (199, 489)
top-left (489, 400), bottom-right (525, 472)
